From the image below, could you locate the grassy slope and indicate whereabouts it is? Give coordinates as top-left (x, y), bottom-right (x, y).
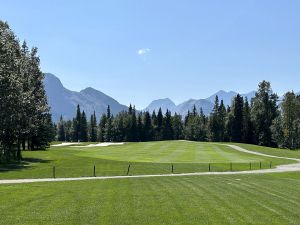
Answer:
top-left (1, 172), bottom-right (300, 225)
top-left (234, 143), bottom-right (300, 158)
top-left (75, 141), bottom-right (285, 163)
top-left (0, 141), bottom-right (295, 179)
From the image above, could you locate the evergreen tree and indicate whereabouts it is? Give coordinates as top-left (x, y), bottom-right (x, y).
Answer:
top-left (218, 100), bottom-right (227, 141)
top-left (196, 108), bottom-right (208, 141)
top-left (293, 119), bottom-right (300, 150)
top-left (73, 105), bottom-right (81, 141)
top-left (163, 110), bottom-right (173, 140)
top-left (231, 94), bottom-right (244, 142)
top-left (104, 105), bottom-right (113, 142)
top-left (271, 116), bottom-right (284, 148)
top-left (57, 116), bottom-right (66, 142)
top-left (28, 47), bottom-right (52, 150)
top-left (98, 114), bottom-right (107, 142)
top-left (151, 110), bottom-right (158, 132)
top-left (112, 111), bottom-right (126, 142)
top-left (137, 113), bottom-right (143, 141)
top-left (80, 111), bottom-right (88, 142)
top-left (156, 108), bottom-right (164, 140)
top-left (89, 111), bottom-right (97, 142)
top-left (242, 98), bottom-right (254, 143)
top-left (251, 81), bottom-right (279, 146)
top-left (64, 120), bottom-right (72, 142)
top-left (143, 111), bottom-right (153, 141)
top-left (280, 92), bottom-right (300, 149)
top-left (184, 110), bottom-right (196, 141)
top-left (31, 113), bottom-right (54, 150)
top-left (130, 106), bottom-right (137, 141)
top-left (226, 106), bottom-right (234, 142)
top-left (209, 96), bottom-right (221, 141)
top-left (0, 21), bottom-right (52, 160)
top-left (172, 113), bottom-right (183, 140)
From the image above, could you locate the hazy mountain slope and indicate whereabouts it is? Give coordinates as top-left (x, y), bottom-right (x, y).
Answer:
top-left (45, 73), bottom-right (293, 121)
top-left (206, 90), bottom-right (238, 106)
top-left (175, 99), bottom-right (214, 116)
top-left (143, 90), bottom-right (256, 117)
top-left (144, 98), bottom-right (176, 114)
top-left (207, 90), bottom-right (256, 106)
top-left (43, 73), bottom-right (127, 122)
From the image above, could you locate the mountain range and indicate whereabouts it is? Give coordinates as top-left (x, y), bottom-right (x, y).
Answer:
top-left (143, 90), bottom-right (256, 116)
top-left (43, 73), bottom-right (296, 122)
top-left (44, 73), bottom-right (128, 122)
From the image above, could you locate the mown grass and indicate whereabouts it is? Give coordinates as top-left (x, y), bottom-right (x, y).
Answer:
top-left (74, 141), bottom-right (276, 163)
top-left (0, 141), bottom-right (296, 179)
top-left (234, 143), bottom-right (300, 158)
top-left (1, 172), bottom-right (300, 225)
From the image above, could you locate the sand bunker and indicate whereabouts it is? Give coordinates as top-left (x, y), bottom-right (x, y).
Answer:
top-left (51, 142), bottom-right (81, 147)
top-left (72, 143), bottom-right (125, 148)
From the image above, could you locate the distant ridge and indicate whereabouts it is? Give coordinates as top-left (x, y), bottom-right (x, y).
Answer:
top-left (43, 73), bottom-right (128, 122)
top-left (44, 73), bottom-right (297, 121)
top-left (144, 98), bottom-right (176, 114)
top-left (143, 90), bottom-right (256, 116)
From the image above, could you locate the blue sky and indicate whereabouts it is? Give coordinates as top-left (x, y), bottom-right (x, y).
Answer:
top-left (1, 0), bottom-right (300, 109)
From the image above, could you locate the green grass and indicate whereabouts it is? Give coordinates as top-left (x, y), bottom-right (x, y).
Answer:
top-left (75, 141), bottom-right (282, 163)
top-left (1, 172), bottom-right (300, 225)
top-left (0, 141), bottom-right (296, 179)
top-left (234, 143), bottom-right (300, 158)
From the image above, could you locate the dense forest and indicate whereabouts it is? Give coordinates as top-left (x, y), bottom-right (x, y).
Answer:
top-left (56, 81), bottom-right (300, 150)
top-left (0, 21), bottom-right (54, 162)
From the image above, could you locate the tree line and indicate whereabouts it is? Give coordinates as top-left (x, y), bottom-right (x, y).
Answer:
top-left (56, 80), bottom-right (300, 150)
top-left (0, 21), bottom-right (54, 162)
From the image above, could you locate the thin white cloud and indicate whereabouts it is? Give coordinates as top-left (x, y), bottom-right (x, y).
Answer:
top-left (137, 48), bottom-right (151, 56)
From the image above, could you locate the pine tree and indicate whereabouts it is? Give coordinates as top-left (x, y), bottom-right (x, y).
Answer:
top-left (64, 120), bottom-right (72, 142)
top-left (28, 47), bottom-right (52, 150)
top-left (196, 108), bottom-right (208, 141)
top-left (73, 105), bottom-right (81, 142)
top-left (98, 114), bottom-right (107, 142)
top-left (129, 106), bottom-right (137, 141)
top-left (172, 113), bottom-right (183, 140)
top-left (89, 111), bottom-right (97, 142)
top-left (1, 30), bottom-right (24, 158)
top-left (242, 98), bottom-right (254, 143)
top-left (0, 21), bottom-right (52, 160)
top-left (192, 105), bottom-right (197, 117)
top-left (137, 113), bottom-right (143, 141)
top-left (251, 81), bottom-right (279, 146)
top-left (143, 112), bottom-right (153, 141)
top-left (271, 116), bottom-right (284, 148)
top-left (184, 110), bottom-right (196, 141)
top-left (163, 110), bottom-right (173, 140)
top-left (57, 116), bottom-right (66, 141)
top-left (156, 108), bottom-right (164, 140)
top-left (231, 94), bottom-right (244, 143)
top-left (226, 106), bottom-right (234, 142)
top-left (218, 100), bottom-right (227, 142)
top-left (112, 112), bottom-right (125, 142)
top-left (280, 92), bottom-right (300, 149)
top-left (209, 96), bottom-right (221, 141)
top-left (104, 106), bottom-right (113, 142)
top-left (80, 111), bottom-right (88, 142)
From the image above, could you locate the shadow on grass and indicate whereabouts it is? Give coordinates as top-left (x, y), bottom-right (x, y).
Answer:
top-left (0, 158), bottom-right (52, 172)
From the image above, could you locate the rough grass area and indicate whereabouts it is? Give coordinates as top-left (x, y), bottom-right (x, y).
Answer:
top-left (1, 172), bottom-right (300, 225)
top-left (0, 141), bottom-right (295, 179)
